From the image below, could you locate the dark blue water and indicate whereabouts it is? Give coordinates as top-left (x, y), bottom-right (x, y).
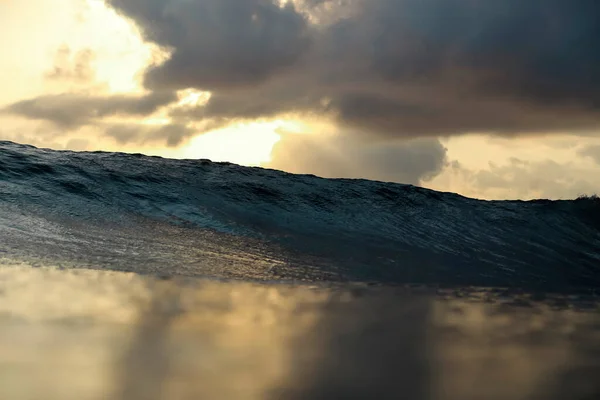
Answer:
top-left (1, 140), bottom-right (599, 291)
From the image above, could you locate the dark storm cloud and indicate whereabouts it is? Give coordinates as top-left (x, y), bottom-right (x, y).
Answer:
top-left (4, 92), bottom-right (177, 128)
top-left (362, 0), bottom-right (600, 103)
top-left (268, 134), bottom-right (448, 184)
top-left (105, 0), bottom-right (600, 137)
top-left (106, 0), bottom-right (311, 91)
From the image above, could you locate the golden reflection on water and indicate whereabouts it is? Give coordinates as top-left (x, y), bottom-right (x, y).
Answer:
top-left (0, 266), bottom-right (598, 400)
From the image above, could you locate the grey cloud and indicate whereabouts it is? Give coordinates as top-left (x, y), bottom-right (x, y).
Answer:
top-left (170, 84), bottom-right (325, 122)
top-left (106, 0), bottom-right (600, 138)
top-left (267, 133), bottom-right (448, 184)
top-left (105, 123), bottom-right (195, 147)
top-left (431, 157), bottom-right (600, 200)
top-left (363, 0), bottom-right (600, 102)
top-left (2, 91), bottom-right (192, 147)
top-left (579, 145), bottom-right (600, 165)
top-left (106, 0), bottom-right (311, 91)
top-left (4, 92), bottom-right (177, 128)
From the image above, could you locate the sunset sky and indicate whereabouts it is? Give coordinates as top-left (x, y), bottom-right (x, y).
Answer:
top-left (2, 0), bottom-right (600, 200)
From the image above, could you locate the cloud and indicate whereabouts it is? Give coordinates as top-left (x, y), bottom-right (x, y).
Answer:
top-left (104, 0), bottom-right (600, 138)
top-left (2, 91), bottom-right (197, 147)
top-left (6, 0), bottom-right (600, 161)
top-left (268, 133), bottom-right (448, 184)
top-left (105, 123), bottom-right (194, 147)
top-left (579, 145), bottom-right (600, 165)
top-left (427, 157), bottom-right (600, 199)
top-left (106, 0), bottom-right (311, 91)
top-left (65, 138), bottom-right (90, 151)
top-left (45, 45), bottom-right (96, 83)
top-left (4, 91), bottom-right (177, 128)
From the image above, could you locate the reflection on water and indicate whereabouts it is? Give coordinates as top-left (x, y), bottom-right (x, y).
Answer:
top-left (269, 290), bottom-right (431, 400)
top-left (0, 267), bottom-right (598, 400)
top-left (434, 290), bottom-right (600, 400)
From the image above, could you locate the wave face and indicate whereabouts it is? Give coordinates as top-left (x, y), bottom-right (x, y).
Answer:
top-left (1, 140), bottom-right (599, 290)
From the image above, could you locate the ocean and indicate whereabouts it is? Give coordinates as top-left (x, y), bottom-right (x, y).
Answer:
top-left (1, 140), bottom-right (599, 399)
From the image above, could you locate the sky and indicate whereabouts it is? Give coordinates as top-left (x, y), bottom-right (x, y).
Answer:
top-left (1, 0), bottom-right (600, 200)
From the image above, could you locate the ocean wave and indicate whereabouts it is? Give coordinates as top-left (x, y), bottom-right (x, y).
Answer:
top-left (1, 140), bottom-right (599, 290)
